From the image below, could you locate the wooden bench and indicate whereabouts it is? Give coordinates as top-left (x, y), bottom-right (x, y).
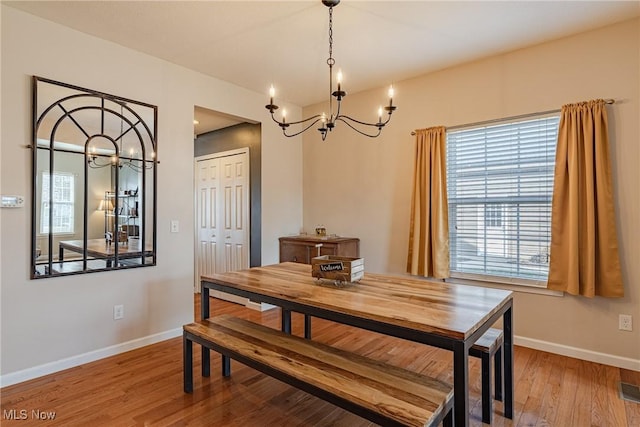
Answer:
top-left (184, 314), bottom-right (454, 427)
top-left (298, 313), bottom-right (503, 424)
top-left (469, 328), bottom-right (504, 425)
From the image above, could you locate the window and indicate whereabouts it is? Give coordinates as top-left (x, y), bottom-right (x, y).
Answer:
top-left (41, 172), bottom-right (75, 234)
top-left (484, 204), bottom-right (503, 228)
top-left (446, 115), bottom-right (559, 285)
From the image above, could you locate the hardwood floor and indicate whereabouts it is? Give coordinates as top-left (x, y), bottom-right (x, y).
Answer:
top-left (1, 294), bottom-right (638, 426)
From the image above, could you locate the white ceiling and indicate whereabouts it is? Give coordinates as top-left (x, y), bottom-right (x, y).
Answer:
top-left (7, 0), bottom-right (639, 133)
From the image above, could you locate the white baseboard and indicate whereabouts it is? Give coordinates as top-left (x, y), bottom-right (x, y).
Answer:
top-left (0, 328), bottom-right (182, 388)
top-left (515, 335), bottom-right (640, 371)
top-left (3, 327), bottom-right (637, 389)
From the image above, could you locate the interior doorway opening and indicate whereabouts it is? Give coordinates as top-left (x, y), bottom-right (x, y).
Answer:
top-left (193, 106), bottom-right (262, 309)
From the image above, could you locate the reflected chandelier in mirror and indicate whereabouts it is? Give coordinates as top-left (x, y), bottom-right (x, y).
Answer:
top-left (31, 76), bottom-right (158, 279)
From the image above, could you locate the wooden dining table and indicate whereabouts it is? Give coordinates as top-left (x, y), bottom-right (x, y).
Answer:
top-left (58, 238), bottom-right (153, 267)
top-left (200, 262), bottom-right (514, 426)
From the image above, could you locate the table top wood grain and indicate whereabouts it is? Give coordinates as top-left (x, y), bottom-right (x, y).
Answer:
top-left (201, 262), bottom-right (512, 341)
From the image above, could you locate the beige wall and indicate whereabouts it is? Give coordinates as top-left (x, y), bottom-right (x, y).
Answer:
top-left (0, 5), bottom-right (303, 383)
top-left (303, 19), bottom-right (640, 367)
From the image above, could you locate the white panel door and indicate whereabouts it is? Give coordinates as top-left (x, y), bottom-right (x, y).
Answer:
top-left (219, 154), bottom-right (249, 272)
top-left (196, 159), bottom-right (219, 279)
top-left (195, 149), bottom-right (249, 297)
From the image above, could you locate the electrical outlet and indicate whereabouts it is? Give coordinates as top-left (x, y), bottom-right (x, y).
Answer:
top-left (170, 220), bottom-right (179, 233)
top-left (619, 314), bottom-right (632, 331)
top-left (114, 304), bottom-right (124, 320)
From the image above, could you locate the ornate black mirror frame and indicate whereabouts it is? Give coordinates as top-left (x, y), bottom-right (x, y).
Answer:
top-left (31, 76), bottom-right (158, 279)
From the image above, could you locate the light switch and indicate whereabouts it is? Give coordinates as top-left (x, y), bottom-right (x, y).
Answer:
top-left (170, 220), bottom-right (179, 233)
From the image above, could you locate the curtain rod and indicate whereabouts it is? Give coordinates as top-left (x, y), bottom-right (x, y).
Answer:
top-left (410, 99), bottom-right (615, 135)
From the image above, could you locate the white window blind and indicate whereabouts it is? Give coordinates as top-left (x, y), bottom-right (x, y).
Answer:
top-left (446, 115), bottom-right (559, 285)
top-left (41, 172), bottom-right (75, 234)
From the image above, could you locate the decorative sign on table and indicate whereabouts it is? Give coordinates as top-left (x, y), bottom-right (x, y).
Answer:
top-left (311, 255), bottom-right (364, 285)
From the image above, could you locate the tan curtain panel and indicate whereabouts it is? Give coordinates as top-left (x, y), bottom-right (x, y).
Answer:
top-left (547, 99), bottom-right (624, 297)
top-left (407, 126), bottom-right (450, 279)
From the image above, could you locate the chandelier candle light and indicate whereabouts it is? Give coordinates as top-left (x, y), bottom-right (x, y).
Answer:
top-left (265, 0), bottom-right (396, 141)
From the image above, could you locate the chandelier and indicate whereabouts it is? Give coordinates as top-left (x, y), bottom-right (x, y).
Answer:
top-left (87, 151), bottom-right (154, 171)
top-left (265, 0), bottom-right (396, 141)
top-left (88, 102), bottom-right (155, 171)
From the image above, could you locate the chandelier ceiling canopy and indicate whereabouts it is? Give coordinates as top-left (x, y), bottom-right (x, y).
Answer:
top-left (265, 0), bottom-right (396, 141)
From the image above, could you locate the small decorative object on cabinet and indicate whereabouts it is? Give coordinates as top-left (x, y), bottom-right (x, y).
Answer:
top-left (279, 235), bottom-right (360, 264)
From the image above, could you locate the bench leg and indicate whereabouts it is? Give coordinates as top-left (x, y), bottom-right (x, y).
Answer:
top-left (183, 333), bottom-right (193, 393)
top-left (222, 355), bottom-right (231, 377)
top-left (481, 353), bottom-right (492, 425)
top-left (202, 346), bottom-right (210, 377)
top-left (495, 347), bottom-right (503, 402)
top-left (304, 314), bottom-right (312, 339)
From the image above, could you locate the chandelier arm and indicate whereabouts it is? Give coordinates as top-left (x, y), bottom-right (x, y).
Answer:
top-left (88, 153), bottom-right (116, 168)
top-left (122, 161), bottom-right (153, 171)
top-left (339, 114), bottom-right (391, 128)
top-left (335, 117), bottom-right (383, 138)
top-left (281, 118), bottom-right (324, 138)
top-left (270, 112), bottom-right (323, 127)
top-left (88, 161), bottom-right (112, 169)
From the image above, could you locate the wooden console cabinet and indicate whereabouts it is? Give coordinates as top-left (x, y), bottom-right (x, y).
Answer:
top-left (279, 235), bottom-right (360, 264)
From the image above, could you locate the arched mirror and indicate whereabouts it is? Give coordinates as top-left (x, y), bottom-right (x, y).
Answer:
top-left (31, 76), bottom-right (157, 278)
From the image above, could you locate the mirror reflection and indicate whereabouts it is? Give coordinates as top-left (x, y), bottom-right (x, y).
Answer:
top-left (32, 76), bottom-right (157, 278)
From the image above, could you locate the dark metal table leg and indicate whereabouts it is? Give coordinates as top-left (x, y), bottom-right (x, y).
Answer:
top-left (281, 309), bottom-right (292, 334)
top-left (304, 314), bottom-right (312, 339)
top-left (481, 352), bottom-right (492, 424)
top-left (202, 346), bottom-right (210, 377)
top-left (222, 355), bottom-right (231, 377)
top-left (201, 285), bottom-right (210, 377)
top-left (183, 333), bottom-right (193, 393)
top-left (453, 341), bottom-right (469, 427)
top-left (504, 305), bottom-right (514, 419)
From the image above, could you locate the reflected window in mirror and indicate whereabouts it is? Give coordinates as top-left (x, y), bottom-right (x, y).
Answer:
top-left (32, 76), bottom-right (157, 278)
